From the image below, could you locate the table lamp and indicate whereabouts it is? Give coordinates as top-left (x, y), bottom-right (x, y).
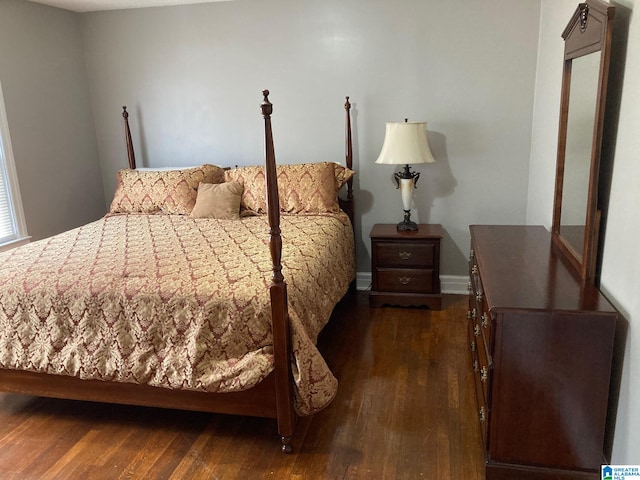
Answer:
top-left (375, 119), bottom-right (435, 231)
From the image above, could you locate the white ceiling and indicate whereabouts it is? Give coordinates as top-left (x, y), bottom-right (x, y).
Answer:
top-left (27, 0), bottom-right (231, 13)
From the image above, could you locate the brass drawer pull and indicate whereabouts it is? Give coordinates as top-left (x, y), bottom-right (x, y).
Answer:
top-left (479, 407), bottom-right (486, 423)
top-left (474, 324), bottom-right (480, 337)
top-left (467, 281), bottom-right (472, 294)
top-left (398, 276), bottom-right (411, 285)
top-left (471, 265), bottom-right (478, 275)
top-left (481, 314), bottom-right (490, 329)
top-left (481, 366), bottom-right (488, 383)
top-left (398, 251), bottom-right (412, 260)
top-left (476, 293), bottom-right (483, 303)
top-left (473, 360), bottom-right (479, 373)
top-left (470, 341), bottom-right (476, 352)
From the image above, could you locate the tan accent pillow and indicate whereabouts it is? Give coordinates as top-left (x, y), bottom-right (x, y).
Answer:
top-left (109, 164), bottom-right (225, 215)
top-left (224, 162), bottom-right (354, 214)
top-left (190, 182), bottom-right (243, 219)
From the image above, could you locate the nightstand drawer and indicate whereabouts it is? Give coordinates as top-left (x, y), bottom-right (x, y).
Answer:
top-left (375, 267), bottom-right (435, 293)
top-left (374, 242), bottom-right (435, 268)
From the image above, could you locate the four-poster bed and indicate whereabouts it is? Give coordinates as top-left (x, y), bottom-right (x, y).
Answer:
top-left (0, 91), bottom-right (355, 453)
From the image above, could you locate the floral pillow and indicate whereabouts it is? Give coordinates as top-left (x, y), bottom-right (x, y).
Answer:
top-left (224, 162), bottom-right (354, 214)
top-left (109, 164), bottom-right (226, 215)
top-left (333, 163), bottom-right (354, 189)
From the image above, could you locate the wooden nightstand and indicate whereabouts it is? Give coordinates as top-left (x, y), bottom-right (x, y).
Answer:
top-left (369, 224), bottom-right (442, 309)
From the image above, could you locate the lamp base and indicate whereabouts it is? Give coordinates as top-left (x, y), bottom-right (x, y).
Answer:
top-left (397, 210), bottom-right (418, 231)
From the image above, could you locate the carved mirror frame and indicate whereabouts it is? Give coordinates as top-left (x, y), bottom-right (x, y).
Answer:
top-left (552, 0), bottom-right (614, 283)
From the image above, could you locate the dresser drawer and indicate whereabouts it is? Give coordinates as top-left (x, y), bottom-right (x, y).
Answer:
top-left (469, 318), bottom-right (489, 446)
top-left (480, 302), bottom-right (493, 353)
top-left (476, 325), bottom-right (492, 405)
top-left (375, 268), bottom-right (435, 293)
top-left (374, 242), bottom-right (435, 268)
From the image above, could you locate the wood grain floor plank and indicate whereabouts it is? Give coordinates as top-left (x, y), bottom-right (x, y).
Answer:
top-left (40, 429), bottom-right (102, 480)
top-left (9, 413), bottom-right (91, 477)
top-left (117, 425), bottom-right (189, 480)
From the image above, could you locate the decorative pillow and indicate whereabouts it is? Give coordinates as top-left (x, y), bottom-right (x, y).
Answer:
top-left (190, 182), bottom-right (243, 220)
top-left (224, 165), bottom-right (266, 213)
top-left (109, 164), bottom-right (225, 215)
top-left (224, 162), bottom-right (353, 214)
top-left (333, 163), bottom-right (355, 189)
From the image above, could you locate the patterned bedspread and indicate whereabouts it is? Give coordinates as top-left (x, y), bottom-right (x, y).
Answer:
top-left (0, 213), bottom-right (355, 415)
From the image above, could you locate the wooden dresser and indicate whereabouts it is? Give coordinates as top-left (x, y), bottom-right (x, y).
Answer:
top-left (468, 225), bottom-right (618, 480)
top-left (369, 224), bottom-right (442, 309)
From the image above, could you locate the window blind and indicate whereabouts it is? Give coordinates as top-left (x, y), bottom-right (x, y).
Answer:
top-left (0, 145), bottom-right (17, 244)
top-left (0, 79), bottom-right (26, 249)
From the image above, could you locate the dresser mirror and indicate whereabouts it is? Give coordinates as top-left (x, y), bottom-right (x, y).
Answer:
top-left (552, 0), bottom-right (614, 283)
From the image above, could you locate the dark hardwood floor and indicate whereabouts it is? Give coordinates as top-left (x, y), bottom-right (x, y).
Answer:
top-left (0, 292), bottom-right (485, 479)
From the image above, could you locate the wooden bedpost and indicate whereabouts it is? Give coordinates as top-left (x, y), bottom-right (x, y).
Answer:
top-left (122, 106), bottom-right (136, 169)
top-left (261, 90), bottom-right (295, 453)
top-left (344, 96), bottom-right (354, 224)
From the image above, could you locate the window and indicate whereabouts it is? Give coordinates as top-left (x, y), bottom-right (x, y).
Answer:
top-left (0, 81), bottom-right (28, 251)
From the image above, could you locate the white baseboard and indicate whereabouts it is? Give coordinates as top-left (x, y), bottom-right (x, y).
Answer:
top-left (355, 272), bottom-right (372, 291)
top-left (356, 273), bottom-right (469, 296)
top-left (440, 275), bottom-right (470, 295)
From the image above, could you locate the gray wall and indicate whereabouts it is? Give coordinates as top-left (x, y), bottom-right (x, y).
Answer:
top-left (0, 0), bottom-right (105, 241)
top-left (81, 0), bottom-right (541, 276)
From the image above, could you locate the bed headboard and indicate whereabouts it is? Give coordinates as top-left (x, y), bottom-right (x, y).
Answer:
top-left (120, 95), bottom-right (355, 226)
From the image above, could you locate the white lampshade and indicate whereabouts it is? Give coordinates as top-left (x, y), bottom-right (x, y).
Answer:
top-left (375, 121), bottom-right (435, 165)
